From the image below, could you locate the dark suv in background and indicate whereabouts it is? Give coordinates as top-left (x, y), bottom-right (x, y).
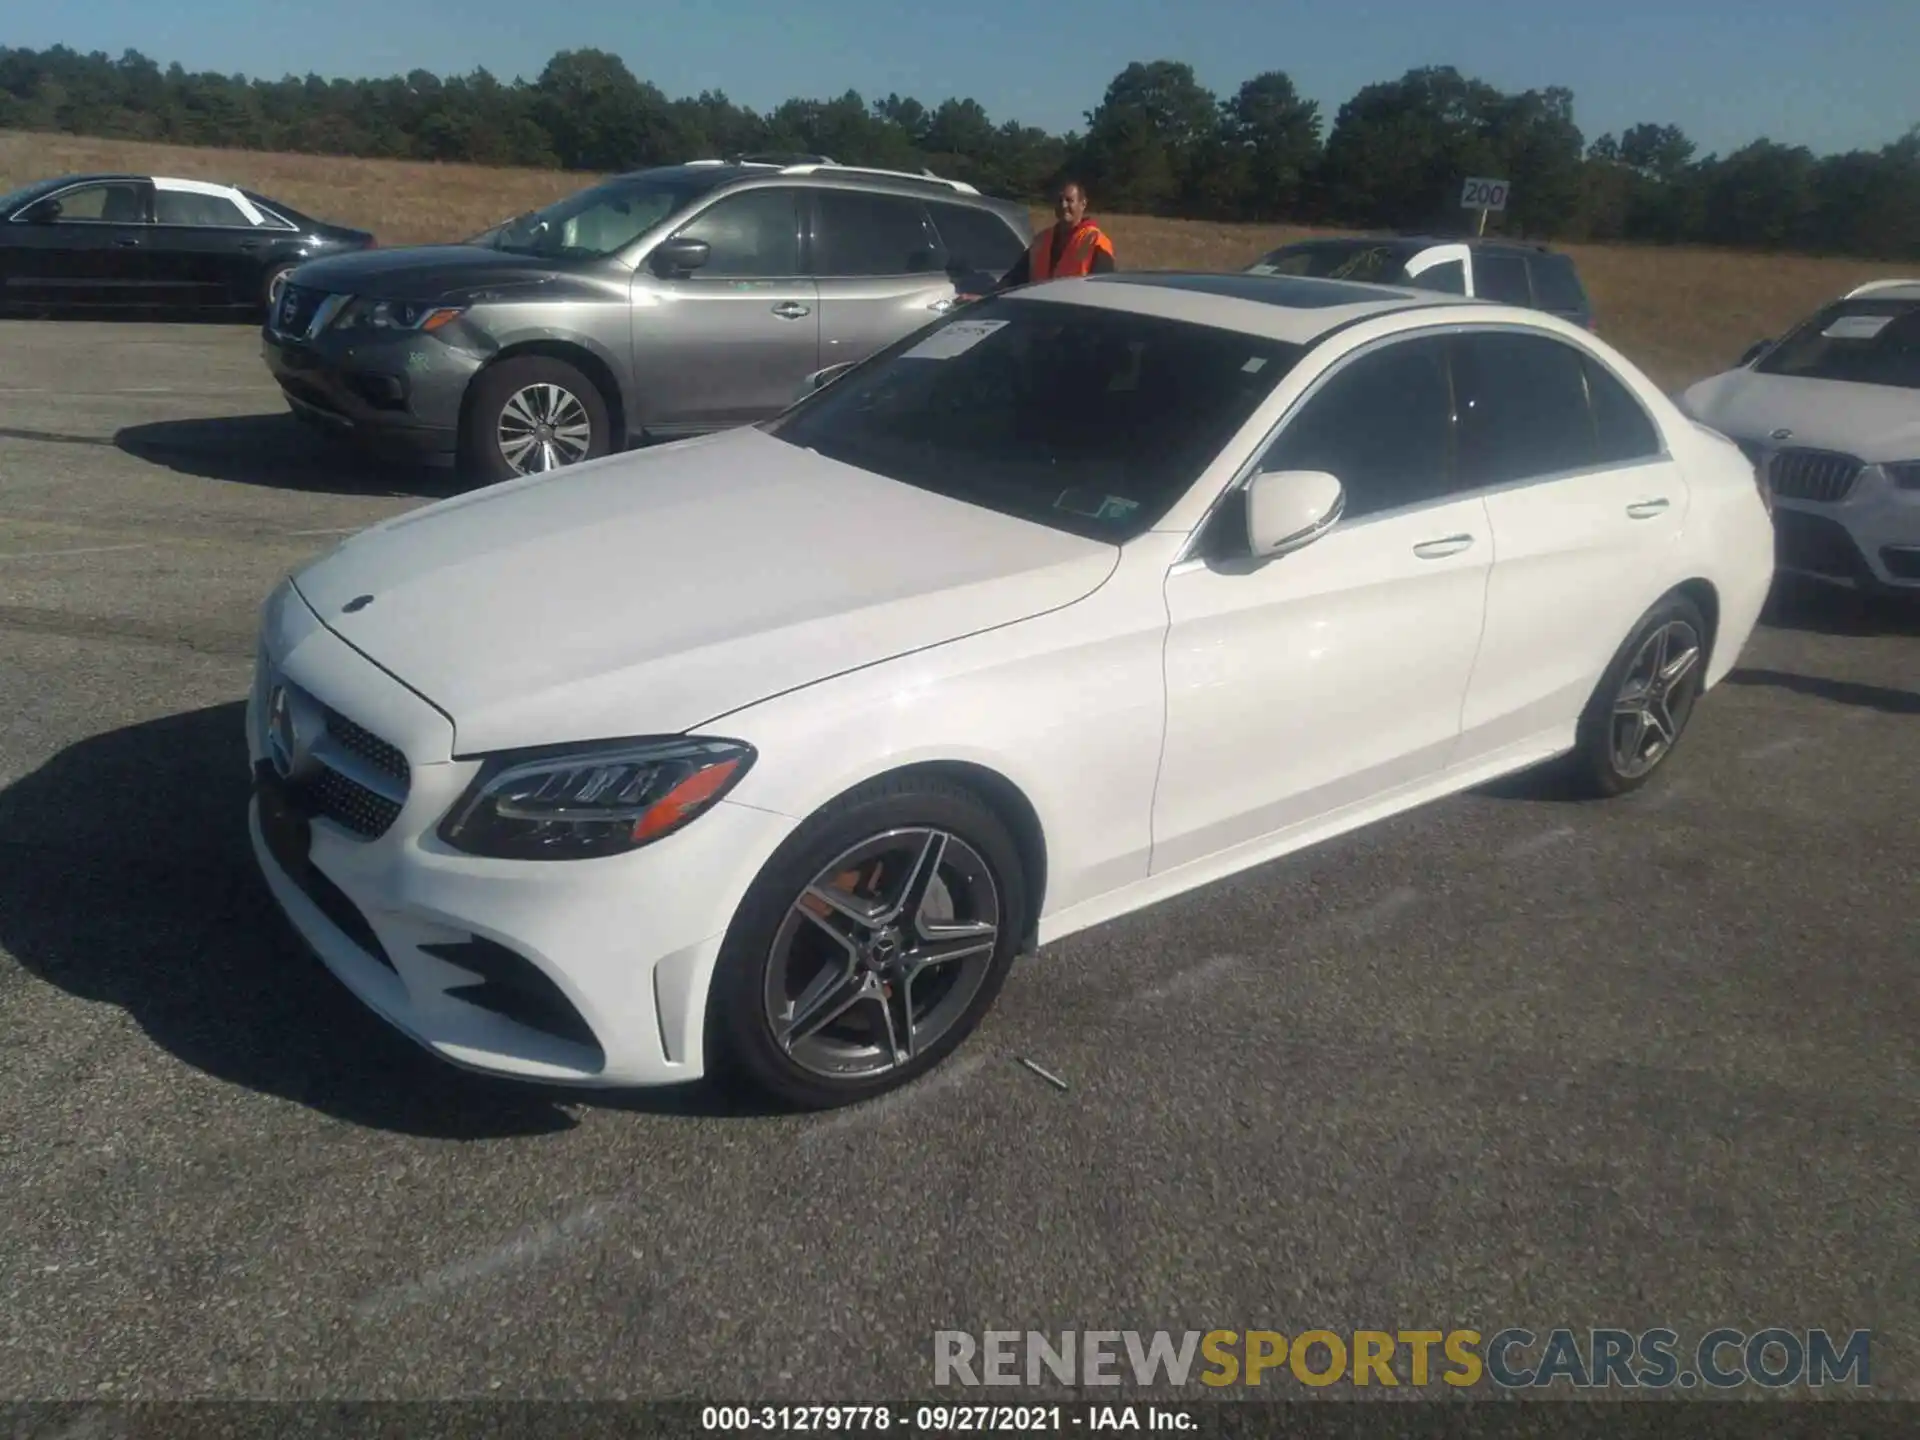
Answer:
top-left (261, 157), bottom-right (1034, 482)
top-left (1248, 235), bottom-right (1595, 330)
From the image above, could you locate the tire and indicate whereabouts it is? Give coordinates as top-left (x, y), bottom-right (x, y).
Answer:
top-left (1566, 592), bottom-right (1710, 798)
top-left (707, 775), bottom-right (1029, 1111)
top-left (460, 355), bottom-right (611, 485)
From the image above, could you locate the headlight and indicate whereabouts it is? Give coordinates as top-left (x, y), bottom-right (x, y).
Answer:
top-left (438, 737), bottom-right (755, 861)
top-left (1887, 461), bottom-right (1920, 491)
top-left (332, 297), bottom-right (465, 333)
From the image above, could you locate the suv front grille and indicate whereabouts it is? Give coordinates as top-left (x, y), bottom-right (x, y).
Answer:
top-left (274, 282), bottom-right (325, 338)
top-left (1769, 448), bottom-right (1863, 504)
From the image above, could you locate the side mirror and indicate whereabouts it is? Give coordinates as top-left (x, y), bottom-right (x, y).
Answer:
top-left (1246, 469), bottom-right (1345, 558)
top-left (1739, 339), bottom-right (1771, 366)
top-left (18, 200), bottom-right (57, 224)
top-left (649, 236), bottom-right (711, 277)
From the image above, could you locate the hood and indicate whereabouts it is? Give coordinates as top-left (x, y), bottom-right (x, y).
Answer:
top-left (1681, 368), bottom-right (1920, 463)
top-left (291, 427), bottom-right (1119, 756)
top-left (285, 244), bottom-right (598, 305)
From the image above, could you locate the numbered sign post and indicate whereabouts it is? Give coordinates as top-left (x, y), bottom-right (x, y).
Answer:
top-left (1460, 177), bottom-right (1510, 236)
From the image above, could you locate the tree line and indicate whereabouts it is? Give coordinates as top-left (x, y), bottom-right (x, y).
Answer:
top-left (3, 44), bottom-right (1917, 259)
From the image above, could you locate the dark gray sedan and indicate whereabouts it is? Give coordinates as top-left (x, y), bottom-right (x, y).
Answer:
top-left (0, 173), bottom-right (373, 315)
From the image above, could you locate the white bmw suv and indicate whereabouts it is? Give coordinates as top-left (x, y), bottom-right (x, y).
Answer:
top-left (1681, 279), bottom-right (1920, 598)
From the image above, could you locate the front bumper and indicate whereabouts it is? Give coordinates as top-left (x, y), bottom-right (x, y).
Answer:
top-left (245, 582), bottom-right (799, 1087)
top-left (1769, 462), bottom-right (1920, 593)
top-left (261, 328), bottom-right (474, 462)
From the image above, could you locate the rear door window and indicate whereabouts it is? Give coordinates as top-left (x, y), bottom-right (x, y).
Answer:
top-left (810, 191), bottom-right (944, 277)
top-left (925, 201), bottom-right (1025, 278)
top-left (1451, 331), bottom-right (1597, 485)
top-left (154, 190), bottom-right (252, 227)
top-left (1473, 254), bottom-right (1533, 305)
top-left (1528, 255), bottom-right (1589, 313)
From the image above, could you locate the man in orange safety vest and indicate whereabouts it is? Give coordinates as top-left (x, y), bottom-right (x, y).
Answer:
top-left (976, 179), bottom-right (1115, 295)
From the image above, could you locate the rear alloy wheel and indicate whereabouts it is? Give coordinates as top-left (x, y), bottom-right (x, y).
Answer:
top-left (710, 778), bottom-right (1027, 1110)
top-left (1570, 594), bottom-right (1709, 797)
top-left (463, 356), bottom-right (610, 484)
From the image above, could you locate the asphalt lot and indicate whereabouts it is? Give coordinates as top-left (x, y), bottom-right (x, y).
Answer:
top-left (0, 319), bottom-right (1915, 1404)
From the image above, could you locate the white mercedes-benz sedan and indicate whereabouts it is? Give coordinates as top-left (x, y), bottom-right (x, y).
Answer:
top-left (247, 271), bottom-right (1776, 1109)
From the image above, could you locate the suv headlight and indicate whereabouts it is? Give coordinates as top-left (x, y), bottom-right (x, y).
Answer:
top-left (438, 737), bottom-right (755, 861)
top-left (333, 298), bottom-right (465, 333)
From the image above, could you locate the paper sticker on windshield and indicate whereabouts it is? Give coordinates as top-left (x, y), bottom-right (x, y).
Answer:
top-left (903, 319), bottom-right (1009, 360)
top-left (1822, 314), bottom-right (1892, 340)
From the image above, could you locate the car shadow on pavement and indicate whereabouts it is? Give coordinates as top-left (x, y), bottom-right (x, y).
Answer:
top-left (0, 702), bottom-right (774, 1136)
top-left (1721, 668), bottom-right (1920, 716)
top-left (0, 306), bottom-right (263, 326)
top-left (1760, 575), bottom-right (1920, 638)
top-left (115, 414), bottom-right (463, 498)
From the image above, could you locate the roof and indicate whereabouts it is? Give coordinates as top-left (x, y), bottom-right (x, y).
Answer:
top-left (632, 159), bottom-right (992, 203)
top-left (1270, 233), bottom-right (1558, 257)
top-left (1842, 279), bottom-right (1920, 302)
top-left (1007, 271), bottom-right (1490, 345)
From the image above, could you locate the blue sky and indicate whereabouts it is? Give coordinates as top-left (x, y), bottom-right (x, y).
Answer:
top-left (16, 0), bottom-right (1917, 160)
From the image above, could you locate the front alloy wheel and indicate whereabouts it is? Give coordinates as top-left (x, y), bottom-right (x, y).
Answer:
top-left (766, 828), bottom-right (1002, 1080)
top-left (497, 382), bottom-right (593, 475)
top-left (462, 354), bottom-right (611, 485)
top-left (710, 776), bottom-right (1028, 1110)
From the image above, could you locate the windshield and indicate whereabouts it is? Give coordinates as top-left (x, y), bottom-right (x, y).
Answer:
top-left (1250, 242), bottom-right (1412, 284)
top-left (472, 176), bottom-right (709, 260)
top-left (1756, 299), bottom-right (1920, 389)
top-left (0, 178), bottom-right (66, 218)
top-left (762, 298), bottom-right (1303, 542)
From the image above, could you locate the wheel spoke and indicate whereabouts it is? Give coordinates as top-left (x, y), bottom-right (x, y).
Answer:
top-left (1616, 708), bottom-right (1651, 766)
top-left (804, 881), bottom-right (889, 934)
top-left (1659, 641), bottom-right (1700, 689)
top-left (1645, 699), bottom-right (1676, 746)
top-left (878, 973), bottom-right (915, 1066)
top-left (498, 433), bottom-right (539, 466)
top-left (501, 392), bottom-right (539, 430)
top-left (909, 918), bottom-right (997, 970)
top-left (894, 831), bottom-right (949, 927)
top-left (779, 966), bottom-right (870, 1050)
top-left (1613, 681), bottom-right (1653, 716)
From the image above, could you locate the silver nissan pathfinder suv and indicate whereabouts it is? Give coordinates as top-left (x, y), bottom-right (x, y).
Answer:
top-left (262, 156), bottom-right (1034, 481)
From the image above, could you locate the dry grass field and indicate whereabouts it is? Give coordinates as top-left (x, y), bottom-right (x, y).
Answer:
top-left (2, 129), bottom-right (1896, 390)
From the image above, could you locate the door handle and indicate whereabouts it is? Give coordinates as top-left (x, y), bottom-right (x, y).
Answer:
top-left (113, 238), bottom-right (142, 248)
top-left (238, 240), bottom-right (261, 252)
top-left (1626, 498), bottom-right (1671, 519)
top-left (771, 301), bottom-right (811, 319)
top-left (1412, 534), bottom-right (1475, 559)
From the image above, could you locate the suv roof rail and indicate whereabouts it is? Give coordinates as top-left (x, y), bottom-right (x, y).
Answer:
top-left (730, 151), bottom-right (836, 167)
top-left (1843, 278), bottom-right (1920, 299)
top-left (774, 160), bottom-right (982, 196)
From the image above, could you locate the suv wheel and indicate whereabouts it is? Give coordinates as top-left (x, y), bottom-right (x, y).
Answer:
top-left (463, 356), bottom-right (611, 483)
